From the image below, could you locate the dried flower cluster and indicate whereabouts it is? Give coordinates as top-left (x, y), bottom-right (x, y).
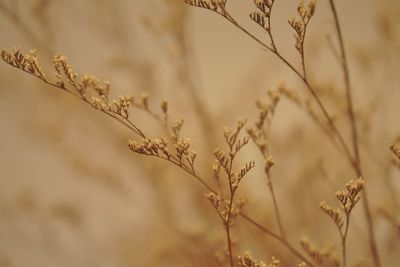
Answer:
top-left (1, 48), bottom-right (146, 138)
top-left (246, 89), bottom-right (287, 239)
top-left (250, 0), bottom-right (275, 33)
top-left (320, 201), bottom-right (344, 230)
top-left (390, 137), bottom-right (400, 161)
top-left (288, 1), bottom-right (316, 54)
top-left (205, 192), bottom-right (246, 224)
top-left (206, 119), bottom-right (255, 267)
top-left (1, 47), bottom-right (208, 191)
top-left (319, 177), bottom-right (364, 267)
top-left (247, 89), bottom-right (281, 158)
top-left (183, 0), bottom-right (227, 14)
top-left (128, 120), bottom-right (199, 180)
top-left (335, 178), bottom-right (364, 214)
top-left (215, 119), bottom-right (253, 191)
top-left (300, 238), bottom-right (340, 267)
top-left (128, 138), bottom-right (170, 158)
top-left (238, 251), bottom-right (279, 267)
top-left (1, 48), bottom-right (46, 80)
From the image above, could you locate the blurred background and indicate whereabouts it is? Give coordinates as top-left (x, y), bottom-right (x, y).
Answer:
top-left (0, 0), bottom-right (399, 266)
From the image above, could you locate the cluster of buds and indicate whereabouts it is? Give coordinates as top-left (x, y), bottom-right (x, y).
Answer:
top-left (223, 118), bottom-right (248, 149)
top-left (128, 138), bottom-right (169, 158)
top-left (171, 118), bottom-right (184, 143)
top-left (174, 137), bottom-right (197, 169)
top-left (254, 90), bottom-right (281, 130)
top-left (183, 0), bottom-right (227, 14)
top-left (175, 137), bottom-right (191, 157)
top-left (205, 192), bottom-right (246, 224)
top-left (336, 177), bottom-right (364, 213)
top-left (1, 48), bottom-right (46, 81)
top-left (80, 74), bottom-right (110, 101)
top-left (247, 90), bottom-right (281, 158)
top-left (300, 238), bottom-right (340, 267)
top-left (390, 137), bottom-right (400, 160)
top-left (214, 148), bottom-right (230, 175)
top-left (320, 201), bottom-right (344, 229)
top-left (238, 251), bottom-right (278, 267)
top-left (109, 96), bottom-right (132, 119)
top-left (53, 54), bottom-right (78, 89)
top-left (320, 177), bottom-right (364, 234)
top-left (250, 0), bottom-right (275, 32)
top-left (288, 0), bottom-right (316, 53)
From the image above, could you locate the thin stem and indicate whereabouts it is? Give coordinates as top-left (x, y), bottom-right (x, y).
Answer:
top-left (341, 213), bottom-right (350, 267)
top-left (219, 9), bottom-right (355, 167)
top-left (265, 4), bottom-right (277, 52)
top-left (179, 35), bottom-right (218, 153)
top-left (258, 123), bottom-right (287, 238)
top-left (266, 168), bottom-right (287, 239)
top-left (239, 212), bottom-right (316, 267)
top-left (225, 151), bottom-right (236, 267)
top-left (220, 7), bottom-right (382, 267)
top-left (226, 206), bottom-right (234, 267)
top-left (327, 0), bottom-right (359, 166)
top-left (153, 154), bottom-right (217, 194)
top-left (12, 65), bottom-right (148, 139)
top-left (263, 10), bottom-right (299, 239)
top-left (328, 1), bottom-right (381, 266)
top-left (223, 7), bottom-right (360, 244)
top-left (302, 79), bottom-right (355, 166)
top-left (300, 17), bottom-right (308, 80)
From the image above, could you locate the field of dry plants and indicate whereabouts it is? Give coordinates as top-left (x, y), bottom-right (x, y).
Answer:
top-left (0, 0), bottom-right (399, 266)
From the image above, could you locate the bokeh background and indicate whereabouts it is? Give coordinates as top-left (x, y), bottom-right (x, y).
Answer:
top-left (0, 0), bottom-right (399, 266)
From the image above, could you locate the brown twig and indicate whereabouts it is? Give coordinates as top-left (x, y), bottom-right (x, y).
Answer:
top-left (328, 1), bottom-right (381, 266)
top-left (239, 212), bottom-right (315, 267)
top-left (247, 90), bottom-right (287, 239)
top-left (213, 7), bottom-right (356, 170)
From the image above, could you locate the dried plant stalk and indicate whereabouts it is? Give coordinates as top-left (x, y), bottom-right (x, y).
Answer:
top-left (1, 47), bottom-right (316, 266)
top-left (184, 0), bottom-right (381, 266)
top-left (320, 177), bottom-right (364, 267)
top-left (328, 1), bottom-right (380, 265)
top-left (247, 89), bottom-right (286, 238)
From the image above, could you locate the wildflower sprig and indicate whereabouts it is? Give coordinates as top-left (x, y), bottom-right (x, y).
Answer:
top-left (183, 0), bottom-right (227, 15)
top-left (250, 0), bottom-right (277, 50)
top-left (183, 1), bottom-right (382, 264)
top-left (238, 251), bottom-right (280, 267)
top-left (183, 0), bottom-right (357, 174)
top-left (300, 238), bottom-right (340, 267)
top-left (288, 0), bottom-right (316, 78)
top-left (208, 118), bottom-right (255, 267)
top-left (247, 89), bottom-right (286, 238)
top-left (1, 47), bottom-right (210, 191)
top-left (319, 177), bottom-right (364, 267)
top-left (1, 48), bottom-right (146, 138)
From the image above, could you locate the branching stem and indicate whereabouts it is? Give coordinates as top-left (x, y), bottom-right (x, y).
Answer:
top-left (328, 1), bottom-right (381, 266)
top-left (217, 8), bottom-right (355, 168)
